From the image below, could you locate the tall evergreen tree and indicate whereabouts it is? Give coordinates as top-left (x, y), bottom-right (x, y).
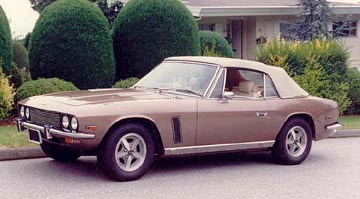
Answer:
top-left (291, 0), bottom-right (332, 40)
top-left (290, 0), bottom-right (351, 40)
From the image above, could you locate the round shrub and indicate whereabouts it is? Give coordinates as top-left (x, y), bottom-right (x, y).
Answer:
top-left (112, 77), bottom-right (139, 88)
top-left (29, 0), bottom-right (115, 89)
top-left (113, 0), bottom-right (200, 80)
top-left (199, 31), bottom-right (234, 58)
top-left (0, 6), bottom-right (13, 75)
top-left (15, 78), bottom-right (78, 102)
top-left (12, 42), bottom-right (29, 71)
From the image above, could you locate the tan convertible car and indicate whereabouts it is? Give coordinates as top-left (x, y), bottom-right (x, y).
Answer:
top-left (15, 56), bottom-right (342, 181)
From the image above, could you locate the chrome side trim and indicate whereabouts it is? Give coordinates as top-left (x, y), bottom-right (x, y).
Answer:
top-left (164, 140), bottom-right (275, 156)
top-left (20, 121), bottom-right (95, 139)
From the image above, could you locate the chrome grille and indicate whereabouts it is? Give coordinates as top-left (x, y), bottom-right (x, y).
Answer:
top-left (29, 108), bottom-right (61, 128)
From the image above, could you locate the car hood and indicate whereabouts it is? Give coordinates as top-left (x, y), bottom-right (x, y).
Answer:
top-left (21, 88), bottom-right (172, 107)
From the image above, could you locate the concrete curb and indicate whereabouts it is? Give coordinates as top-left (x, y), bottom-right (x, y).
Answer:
top-left (0, 146), bottom-right (46, 161)
top-left (329, 129), bottom-right (360, 138)
top-left (0, 130), bottom-right (359, 161)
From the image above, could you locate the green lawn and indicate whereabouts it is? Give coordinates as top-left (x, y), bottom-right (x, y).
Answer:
top-left (0, 126), bottom-right (36, 148)
top-left (339, 116), bottom-right (360, 130)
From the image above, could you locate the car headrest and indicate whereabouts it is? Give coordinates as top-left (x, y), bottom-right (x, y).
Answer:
top-left (238, 80), bottom-right (256, 94)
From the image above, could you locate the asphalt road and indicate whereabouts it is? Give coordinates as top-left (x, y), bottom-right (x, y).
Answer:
top-left (0, 137), bottom-right (360, 199)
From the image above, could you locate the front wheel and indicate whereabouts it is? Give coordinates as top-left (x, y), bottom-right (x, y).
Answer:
top-left (98, 124), bottom-right (155, 181)
top-left (272, 118), bottom-right (312, 165)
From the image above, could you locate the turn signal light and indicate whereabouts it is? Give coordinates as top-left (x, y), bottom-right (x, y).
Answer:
top-left (65, 137), bottom-right (74, 144)
top-left (326, 115), bottom-right (333, 121)
top-left (86, 126), bottom-right (98, 131)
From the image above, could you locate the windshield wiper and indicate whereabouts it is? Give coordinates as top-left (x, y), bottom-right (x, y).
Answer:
top-left (161, 88), bottom-right (202, 97)
top-left (134, 86), bottom-right (160, 90)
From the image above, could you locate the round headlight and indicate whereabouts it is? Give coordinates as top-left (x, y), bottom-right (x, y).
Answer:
top-left (70, 117), bottom-right (78, 131)
top-left (19, 106), bottom-right (25, 118)
top-left (25, 107), bottom-right (30, 119)
top-left (62, 115), bottom-right (69, 129)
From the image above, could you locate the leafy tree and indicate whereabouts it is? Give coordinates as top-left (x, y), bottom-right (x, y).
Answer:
top-left (29, 0), bottom-right (122, 27)
top-left (95, 0), bottom-right (123, 28)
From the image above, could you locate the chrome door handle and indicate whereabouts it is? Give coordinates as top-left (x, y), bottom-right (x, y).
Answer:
top-left (256, 112), bottom-right (268, 117)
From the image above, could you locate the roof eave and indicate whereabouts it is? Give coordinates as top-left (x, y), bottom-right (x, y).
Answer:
top-left (193, 6), bottom-right (360, 17)
top-left (199, 7), bottom-right (302, 17)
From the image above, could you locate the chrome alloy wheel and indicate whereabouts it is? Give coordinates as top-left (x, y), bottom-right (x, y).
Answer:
top-left (115, 133), bottom-right (147, 172)
top-left (286, 126), bottom-right (307, 157)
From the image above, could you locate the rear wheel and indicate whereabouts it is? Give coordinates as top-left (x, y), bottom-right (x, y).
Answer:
top-left (40, 141), bottom-right (80, 162)
top-left (98, 124), bottom-right (155, 181)
top-left (272, 118), bottom-right (312, 165)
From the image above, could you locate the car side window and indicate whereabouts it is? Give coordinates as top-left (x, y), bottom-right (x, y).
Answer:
top-left (264, 75), bottom-right (279, 97)
top-left (209, 70), bottom-right (225, 98)
top-left (225, 68), bottom-right (264, 98)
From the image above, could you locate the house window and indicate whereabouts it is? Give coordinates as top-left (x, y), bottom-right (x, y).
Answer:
top-left (333, 21), bottom-right (358, 38)
top-left (279, 23), bottom-right (295, 40)
top-left (198, 24), bottom-right (215, 31)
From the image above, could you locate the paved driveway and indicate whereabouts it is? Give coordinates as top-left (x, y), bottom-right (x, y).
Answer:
top-left (0, 137), bottom-right (359, 199)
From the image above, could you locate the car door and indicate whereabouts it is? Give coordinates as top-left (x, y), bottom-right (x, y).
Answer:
top-left (196, 68), bottom-right (271, 145)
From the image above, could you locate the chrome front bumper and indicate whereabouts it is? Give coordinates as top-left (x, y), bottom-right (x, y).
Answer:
top-left (15, 118), bottom-right (95, 140)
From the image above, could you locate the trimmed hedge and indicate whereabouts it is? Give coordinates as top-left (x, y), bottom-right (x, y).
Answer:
top-left (15, 78), bottom-right (78, 102)
top-left (112, 77), bottom-right (139, 88)
top-left (199, 31), bottom-right (234, 58)
top-left (29, 0), bottom-right (115, 89)
top-left (12, 42), bottom-right (29, 71)
top-left (113, 0), bottom-right (200, 80)
top-left (0, 6), bottom-right (13, 75)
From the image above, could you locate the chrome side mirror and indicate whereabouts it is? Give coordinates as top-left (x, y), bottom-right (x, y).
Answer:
top-left (223, 91), bottom-right (234, 99)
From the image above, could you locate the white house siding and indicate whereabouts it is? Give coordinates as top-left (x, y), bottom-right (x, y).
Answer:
top-left (243, 17), bottom-right (257, 60)
top-left (254, 16), bottom-right (360, 68)
top-left (345, 37), bottom-right (360, 69)
top-left (198, 15), bottom-right (360, 69)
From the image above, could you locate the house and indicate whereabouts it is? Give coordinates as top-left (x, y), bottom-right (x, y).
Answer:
top-left (183, 0), bottom-right (360, 69)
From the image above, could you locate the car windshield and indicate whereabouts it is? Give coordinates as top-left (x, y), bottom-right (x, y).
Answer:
top-left (135, 61), bottom-right (218, 96)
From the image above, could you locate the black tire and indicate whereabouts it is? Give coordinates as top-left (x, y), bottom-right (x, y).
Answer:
top-left (272, 118), bottom-right (312, 165)
top-left (40, 141), bottom-right (80, 162)
top-left (98, 124), bottom-right (155, 181)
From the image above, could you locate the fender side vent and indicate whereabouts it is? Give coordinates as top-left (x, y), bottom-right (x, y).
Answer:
top-left (171, 116), bottom-right (182, 144)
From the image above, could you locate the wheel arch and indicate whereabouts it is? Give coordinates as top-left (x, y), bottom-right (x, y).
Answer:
top-left (281, 113), bottom-right (316, 139)
top-left (99, 117), bottom-right (164, 156)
